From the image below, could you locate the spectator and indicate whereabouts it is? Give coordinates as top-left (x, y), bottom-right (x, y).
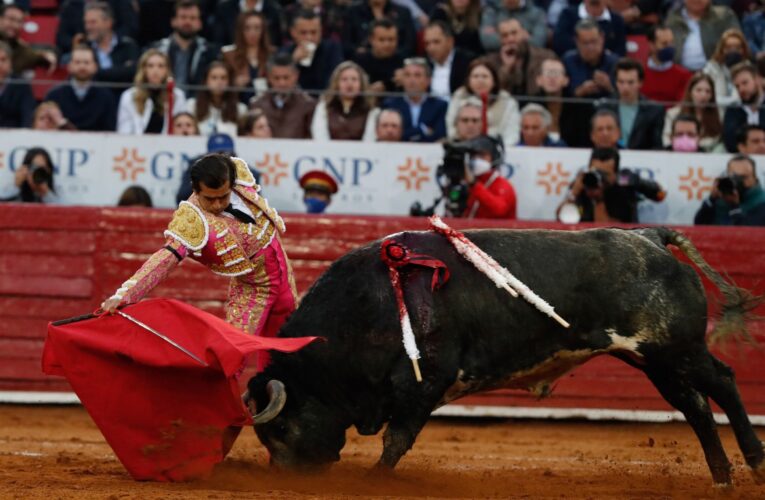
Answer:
top-left (703, 29), bottom-right (750, 107)
top-left (172, 111), bottom-right (200, 135)
top-left (118, 186), bottom-right (153, 207)
top-left (527, 59), bottom-right (577, 145)
top-left (518, 103), bottom-right (567, 147)
top-left (354, 19), bottom-right (404, 94)
top-left (558, 147), bottom-right (665, 223)
top-left (186, 61), bottom-right (246, 137)
top-left (563, 20), bottom-right (618, 101)
top-left (0, 148), bottom-right (58, 203)
top-left (56, 0), bottom-right (138, 54)
top-left (45, 45), bottom-right (117, 132)
top-left (0, 4), bottom-right (56, 73)
top-left (597, 58), bottom-right (664, 150)
top-left (480, 0), bottom-right (547, 52)
top-left (311, 61), bottom-right (378, 140)
top-left (429, 0), bottom-right (483, 55)
top-left (151, 0), bottom-right (220, 88)
top-left (665, 0), bottom-right (740, 72)
top-left (642, 24), bottom-right (692, 106)
top-left (375, 107), bottom-right (404, 141)
top-left (423, 20), bottom-right (474, 100)
top-left (669, 114), bottom-right (704, 152)
top-left (221, 11), bottom-right (272, 103)
top-left (0, 41), bottom-right (34, 128)
top-left (723, 62), bottom-right (765, 152)
top-left (590, 108), bottom-right (621, 148)
top-left (606, 0), bottom-right (662, 36)
top-left (282, 9), bottom-right (343, 91)
top-left (662, 72), bottom-right (724, 151)
top-left (487, 18), bottom-right (556, 98)
top-left (743, 4), bottom-right (765, 60)
top-left (239, 108), bottom-right (272, 138)
top-left (250, 54), bottom-right (316, 139)
top-left (694, 154), bottom-right (765, 225)
top-left (343, 0), bottom-right (416, 59)
top-left (213, 0), bottom-right (282, 47)
top-left (284, 0), bottom-right (349, 44)
top-left (553, 0), bottom-right (626, 57)
top-left (117, 49), bottom-right (187, 134)
top-left (32, 102), bottom-right (77, 131)
top-left (446, 58), bottom-right (520, 148)
top-left (736, 124), bottom-right (765, 155)
top-left (451, 96), bottom-right (483, 140)
top-left (461, 134), bottom-right (516, 219)
top-left (562, 19), bottom-right (617, 146)
top-left (382, 57), bottom-right (447, 142)
top-left (78, 1), bottom-right (140, 93)
top-left (299, 170), bottom-right (339, 214)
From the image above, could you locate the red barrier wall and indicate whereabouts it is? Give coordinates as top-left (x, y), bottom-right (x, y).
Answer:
top-left (2, 204), bottom-right (764, 416)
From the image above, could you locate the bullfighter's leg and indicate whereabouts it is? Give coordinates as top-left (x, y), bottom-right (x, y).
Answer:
top-left (696, 354), bottom-right (765, 483)
top-left (645, 363), bottom-right (732, 486)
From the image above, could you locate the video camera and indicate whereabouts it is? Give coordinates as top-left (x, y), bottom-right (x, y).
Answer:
top-left (410, 136), bottom-right (504, 217)
top-left (717, 174), bottom-right (747, 197)
top-left (30, 164), bottom-right (51, 186)
top-left (583, 168), bottom-right (664, 200)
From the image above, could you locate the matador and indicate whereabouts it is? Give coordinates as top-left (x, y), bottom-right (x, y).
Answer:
top-left (102, 153), bottom-right (297, 370)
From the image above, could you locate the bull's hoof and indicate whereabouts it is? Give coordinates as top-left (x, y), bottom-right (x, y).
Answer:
top-left (711, 482), bottom-right (734, 496)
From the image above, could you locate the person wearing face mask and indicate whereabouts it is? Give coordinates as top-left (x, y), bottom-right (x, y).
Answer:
top-left (299, 170), bottom-right (338, 214)
top-left (642, 25), bottom-right (692, 106)
top-left (557, 147), bottom-right (665, 223)
top-left (669, 114), bottom-right (703, 152)
top-left (694, 154), bottom-right (765, 226)
top-left (461, 135), bottom-right (517, 219)
top-left (702, 29), bottom-right (751, 106)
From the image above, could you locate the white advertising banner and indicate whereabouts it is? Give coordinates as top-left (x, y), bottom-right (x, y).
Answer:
top-left (0, 130), bottom-right (762, 225)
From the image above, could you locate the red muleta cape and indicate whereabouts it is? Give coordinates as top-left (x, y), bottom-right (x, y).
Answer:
top-left (42, 298), bottom-right (319, 482)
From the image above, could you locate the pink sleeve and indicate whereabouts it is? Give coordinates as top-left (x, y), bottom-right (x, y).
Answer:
top-left (111, 239), bottom-right (188, 305)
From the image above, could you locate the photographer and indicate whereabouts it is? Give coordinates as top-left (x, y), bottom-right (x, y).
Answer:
top-left (0, 148), bottom-right (58, 203)
top-left (461, 135), bottom-right (517, 219)
top-left (557, 147), bottom-right (665, 223)
top-left (694, 155), bottom-right (765, 226)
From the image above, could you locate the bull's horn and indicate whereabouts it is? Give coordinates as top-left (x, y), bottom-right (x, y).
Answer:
top-left (250, 380), bottom-right (287, 425)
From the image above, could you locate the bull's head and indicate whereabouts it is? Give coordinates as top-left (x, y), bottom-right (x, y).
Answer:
top-left (247, 374), bottom-right (348, 471)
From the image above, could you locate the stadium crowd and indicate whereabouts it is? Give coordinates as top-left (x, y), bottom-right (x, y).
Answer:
top-left (2, 0), bottom-right (765, 223)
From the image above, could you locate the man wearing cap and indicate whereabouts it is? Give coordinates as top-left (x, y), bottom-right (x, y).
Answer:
top-left (461, 135), bottom-right (517, 219)
top-left (299, 170), bottom-right (338, 214)
top-left (103, 153), bottom-right (294, 370)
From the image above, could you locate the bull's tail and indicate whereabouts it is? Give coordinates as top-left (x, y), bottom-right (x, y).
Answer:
top-left (651, 227), bottom-right (763, 346)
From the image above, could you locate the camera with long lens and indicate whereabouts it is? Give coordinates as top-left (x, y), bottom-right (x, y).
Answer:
top-left (582, 169), bottom-right (606, 189)
top-left (30, 164), bottom-right (51, 186)
top-left (410, 141), bottom-right (472, 217)
top-left (717, 174), bottom-right (746, 197)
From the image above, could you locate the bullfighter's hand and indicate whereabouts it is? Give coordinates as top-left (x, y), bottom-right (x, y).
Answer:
top-left (101, 297), bottom-right (122, 314)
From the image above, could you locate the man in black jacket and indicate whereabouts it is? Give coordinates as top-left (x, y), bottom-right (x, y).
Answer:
top-left (694, 155), bottom-right (765, 226)
top-left (56, 0), bottom-right (138, 54)
top-left (423, 21), bottom-right (473, 100)
top-left (342, 0), bottom-right (416, 59)
top-left (597, 57), bottom-right (664, 150)
top-left (723, 62), bottom-right (765, 152)
top-left (281, 9), bottom-right (342, 92)
top-left (151, 0), bottom-right (219, 89)
top-left (0, 40), bottom-right (34, 128)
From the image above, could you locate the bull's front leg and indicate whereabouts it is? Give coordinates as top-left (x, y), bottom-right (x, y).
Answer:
top-left (377, 411), bottom-right (431, 469)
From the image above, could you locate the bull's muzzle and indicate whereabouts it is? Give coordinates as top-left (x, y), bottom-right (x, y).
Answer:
top-left (243, 380), bottom-right (286, 425)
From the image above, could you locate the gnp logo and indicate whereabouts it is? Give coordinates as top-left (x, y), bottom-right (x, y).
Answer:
top-left (6, 146), bottom-right (89, 176)
top-left (396, 157), bottom-right (431, 190)
top-left (113, 148), bottom-right (146, 181)
top-left (293, 155), bottom-right (374, 186)
top-left (678, 166), bottom-right (714, 200)
top-left (536, 162), bottom-right (571, 195)
top-left (255, 153), bottom-right (289, 186)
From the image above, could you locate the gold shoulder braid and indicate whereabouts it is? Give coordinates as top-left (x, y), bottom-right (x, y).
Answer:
top-left (231, 156), bottom-right (256, 187)
top-left (164, 201), bottom-right (209, 250)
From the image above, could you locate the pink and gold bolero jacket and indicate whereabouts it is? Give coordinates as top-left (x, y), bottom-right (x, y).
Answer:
top-left (110, 158), bottom-right (286, 305)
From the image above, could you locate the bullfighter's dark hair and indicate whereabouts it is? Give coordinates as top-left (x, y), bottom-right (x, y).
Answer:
top-left (190, 153), bottom-right (236, 192)
top-left (589, 147), bottom-right (621, 172)
top-left (614, 57), bottom-right (644, 81)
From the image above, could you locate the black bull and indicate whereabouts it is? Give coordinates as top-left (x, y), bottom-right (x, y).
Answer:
top-left (247, 227), bottom-right (765, 486)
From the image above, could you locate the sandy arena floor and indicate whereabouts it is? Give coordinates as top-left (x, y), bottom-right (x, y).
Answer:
top-left (0, 405), bottom-right (763, 499)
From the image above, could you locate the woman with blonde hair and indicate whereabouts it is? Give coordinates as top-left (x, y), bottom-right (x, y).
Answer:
top-left (445, 58), bottom-right (520, 147)
top-left (702, 29), bottom-right (752, 106)
top-left (221, 11), bottom-right (272, 102)
top-left (662, 72), bottom-right (724, 151)
top-left (311, 61), bottom-right (378, 141)
top-left (117, 49), bottom-right (187, 134)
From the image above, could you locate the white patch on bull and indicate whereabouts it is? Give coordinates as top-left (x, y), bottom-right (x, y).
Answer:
top-left (606, 328), bottom-right (649, 355)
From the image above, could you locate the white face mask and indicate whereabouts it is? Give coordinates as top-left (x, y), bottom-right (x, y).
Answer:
top-left (470, 158), bottom-right (492, 176)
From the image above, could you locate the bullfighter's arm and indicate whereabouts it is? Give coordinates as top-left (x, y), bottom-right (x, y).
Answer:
top-left (109, 239), bottom-right (188, 305)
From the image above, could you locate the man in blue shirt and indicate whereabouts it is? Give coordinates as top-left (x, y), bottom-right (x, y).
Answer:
top-left (563, 19), bottom-right (617, 100)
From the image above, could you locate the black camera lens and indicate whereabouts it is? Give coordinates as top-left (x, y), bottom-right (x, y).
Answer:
top-left (582, 170), bottom-right (603, 189)
top-left (717, 176), bottom-right (735, 196)
top-left (31, 166), bottom-right (51, 186)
